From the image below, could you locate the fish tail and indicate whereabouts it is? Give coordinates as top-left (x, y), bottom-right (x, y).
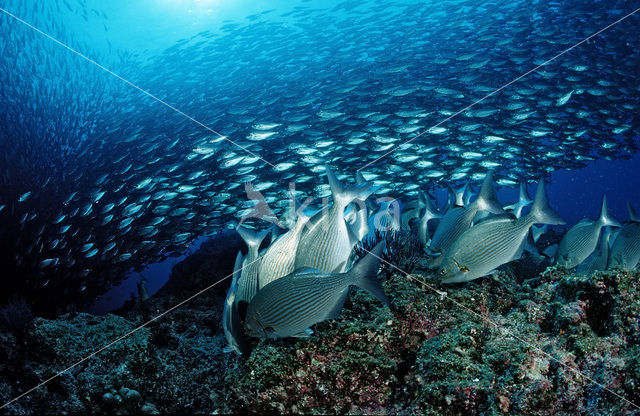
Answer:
top-left (237, 225), bottom-right (269, 252)
top-left (598, 195), bottom-right (620, 227)
top-left (518, 181), bottom-right (533, 204)
top-left (529, 178), bottom-right (565, 225)
top-left (473, 170), bottom-right (503, 214)
top-left (348, 241), bottom-right (389, 306)
top-left (421, 191), bottom-right (442, 219)
top-left (326, 165), bottom-right (373, 207)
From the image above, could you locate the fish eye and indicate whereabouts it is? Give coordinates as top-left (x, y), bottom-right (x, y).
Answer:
top-left (440, 269), bottom-right (447, 275)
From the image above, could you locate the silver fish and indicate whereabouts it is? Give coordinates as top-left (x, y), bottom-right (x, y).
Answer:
top-left (223, 251), bottom-right (248, 356)
top-left (555, 196), bottom-right (620, 269)
top-left (440, 178), bottom-right (565, 283)
top-left (258, 211), bottom-right (309, 288)
top-left (608, 223), bottom-right (640, 270)
top-left (245, 241), bottom-right (388, 339)
top-left (295, 166), bottom-right (372, 273)
top-left (556, 90), bottom-right (574, 106)
top-left (235, 225), bottom-right (269, 309)
top-left (428, 170), bottom-right (503, 267)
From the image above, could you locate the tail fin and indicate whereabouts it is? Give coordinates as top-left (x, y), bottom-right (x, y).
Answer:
top-left (542, 243), bottom-right (558, 258)
top-left (418, 191), bottom-right (442, 246)
top-left (598, 195), bottom-right (621, 227)
top-left (420, 191), bottom-right (442, 220)
top-left (282, 194), bottom-right (302, 229)
top-left (628, 201), bottom-right (639, 223)
top-left (268, 223), bottom-right (280, 245)
top-left (464, 188), bottom-right (475, 207)
top-left (448, 183), bottom-right (468, 207)
top-left (237, 225), bottom-right (269, 259)
top-left (531, 224), bottom-right (548, 243)
top-left (518, 181), bottom-right (533, 204)
top-left (347, 241), bottom-right (389, 306)
top-left (504, 181), bottom-right (533, 218)
top-left (327, 165), bottom-right (374, 208)
top-left (473, 170), bottom-right (503, 214)
top-left (528, 178), bottom-right (565, 225)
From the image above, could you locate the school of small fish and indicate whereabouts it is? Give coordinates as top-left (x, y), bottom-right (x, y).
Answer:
top-left (0, 0), bottom-right (638, 307)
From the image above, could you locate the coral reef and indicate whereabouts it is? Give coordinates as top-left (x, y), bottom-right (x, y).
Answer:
top-left (0, 297), bottom-right (34, 338)
top-left (1, 236), bottom-right (639, 414)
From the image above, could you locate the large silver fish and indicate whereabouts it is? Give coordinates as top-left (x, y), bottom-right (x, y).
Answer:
top-left (295, 166), bottom-right (372, 273)
top-left (440, 179), bottom-right (565, 283)
top-left (555, 196), bottom-right (620, 269)
top-left (235, 225), bottom-right (269, 310)
top-left (222, 251), bottom-right (248, 356)
top-left (258, 210), bottom-right (309, 288)
top-left (428, 170), bottom-right (503, 267)
top-left (245, 241), bottom-right (388, 339)
top-left (608, 223), bottom-right (640, 270)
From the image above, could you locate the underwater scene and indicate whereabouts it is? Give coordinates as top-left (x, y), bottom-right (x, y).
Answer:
top-left (1, 0), bottom-right (640, 413)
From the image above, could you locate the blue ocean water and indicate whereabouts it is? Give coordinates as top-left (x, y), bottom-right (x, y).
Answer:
top-left (3, 1), bottom-right (640, 414)
top-left (0, 0), bottom-right (638, 313)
